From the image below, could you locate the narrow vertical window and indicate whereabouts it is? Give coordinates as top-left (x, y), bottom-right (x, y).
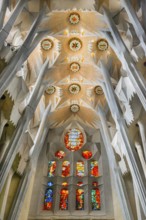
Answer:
top-left (76, 189), bottom-right (84, 210)
top-left (76, 161), bottom-right (84, 177)
top-left (44, 188), bottom-right (53, 210)
top-left (91, 188), bottom-right (100, 210)
top-left (62, 161), bottom-right (70, 177)
top-left (60, 189), bottom-right (69, 210)
top-left (90, 161), bottom-right (99, 177)
top-left (48, 161), bottom-right (56, 177)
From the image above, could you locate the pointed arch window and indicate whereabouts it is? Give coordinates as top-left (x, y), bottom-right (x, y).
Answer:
top-left (60, 189), bottom-right (69, 210)
top-left (48, 161), bottom-right (56, 177)
top-left (62, 161), bottom-right (70, 177)
top-left (44, 188), bottom-right (53, 210)
top-left (90, 161), bottom-right (99, 177)
top-left (76, 161), bottom-right (84, 177)
top-left (76, 189), bottom-right (84, 210)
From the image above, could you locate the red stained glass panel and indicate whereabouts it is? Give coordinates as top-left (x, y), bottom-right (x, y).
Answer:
top-left (60, 189), bottom-right (69, 210)
top-left (92, 181), bottom-right (98, 187)
top-left (62, 182), bottom-right (68, 187)
top-left (62, 161), bottom-right (70, 177)
top-left (77, 181), bottom-right (83, 186)
top-left (90, 161), bottom-right (99, 177)
top-left (55, 150), bottom-right (66, 159)
top-left (82, 151), bottom-right (92, 159)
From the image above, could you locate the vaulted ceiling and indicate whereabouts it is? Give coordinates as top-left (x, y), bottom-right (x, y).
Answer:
top-left (14, 0), bottom-right (123, 131)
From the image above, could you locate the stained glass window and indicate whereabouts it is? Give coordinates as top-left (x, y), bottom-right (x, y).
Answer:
top-left (90, 161), bottom-right (99, 177)
top-left (92, 181), bottom-right (98, 187)
top-left (62, 161), bottom-right (70, 177)
top-left (55, 150), bottom-right (66, 159)
top-left (60, 189), bottom-right (69, 210)
top-left (76, 161), bottom-right (84, 177)
top-left (82, 151), bottom-right (92, 159)
top-left (48, 161), bottom-right (56, 177)
top-left (47, 181), bottom-right (53, 187)
top-left (64, 128), bottom-right (84, 151)
top-left (91, 189), bottom-right (100, 210)
top-left (76, 189), bottom-right (84, 210)
top-left (62, 182), bottom-right (68, 187)
top-left (77, 182), bottom-right (83, 186)
top-left (44, 188), bottom-right (53, 210)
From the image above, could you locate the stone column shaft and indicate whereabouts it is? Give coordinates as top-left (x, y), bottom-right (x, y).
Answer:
top-left (103, 7), bottom-right (146, 111)
top-left (0, 110), bottom-right (30, 193)
top-left (0, 58), bottom-right (50, 193)
top-left (0, 0), bottom-right (27, 49)
top-left (135, 142), bottom-right (146, 178)
top-left (8, 105), bottom-right (51, 220)
top-left (0, 0), bottom-right (9, 29)
top-left (138, 121), bottom-right (146, 160)
top-left (133, 184), bottom-right (145, 220)
top-left (8, 165), bottom-right (33, 220)
top-left (30, 103), bottom-right (52, 159)
top-left (141, 0), bottom-right (146, 32)
top-left (100, 61), bottom-right (146, 215)
top-left (0, 169), bottom-right (14, 219)
top-left (98, 106), bottom-right (134, 220)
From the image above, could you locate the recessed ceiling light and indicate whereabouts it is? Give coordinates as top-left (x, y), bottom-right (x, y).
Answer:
top-left (46, 85), bottom-right (56, 95)
top-left (69, 38), bottom-right (82, 52)
top-left (70, 104), bottom-right (80, 113)
top-left (41, 39), bottom-right (54, 51)
top-left (94, 86), bottom-right (103, 95)
top-left (69, 12), bottom-right (80, 25)
top-left (97, 39), bottom-right (108, 51)
top-left (70, 62), bottom-right (80, 73)
top-left (69, 84), bottom-right (81, 94)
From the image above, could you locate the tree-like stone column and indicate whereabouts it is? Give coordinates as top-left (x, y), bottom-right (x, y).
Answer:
top-left (133, 184), bottom-right (145, 220)
top-left (98, 105), bottom-right (134, 220)
top-left (137, 121), bottom-right (146, 160)
top-left (121, 0), bottom-right (146, 46)
top-left (135, 142), bottom-right (146, 178)
top-left (140, 0), bottom-right (146, 32)
top-left (100, 61), bottom-right (146, 215)
top-left (0, 9), bottom-right (45, 97)
top-left (0, 56), bottom-right (58, 193)
top-left (0, 169), bottom-right (14, 219)
top-left (102, 7), bottom-right (146, 111)
top-left (0, 0), bottom-right (27, 49)
top-left (7, 104), bottom-right (53, 220)
top-left (0, 0), bottom-right (9, 29)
